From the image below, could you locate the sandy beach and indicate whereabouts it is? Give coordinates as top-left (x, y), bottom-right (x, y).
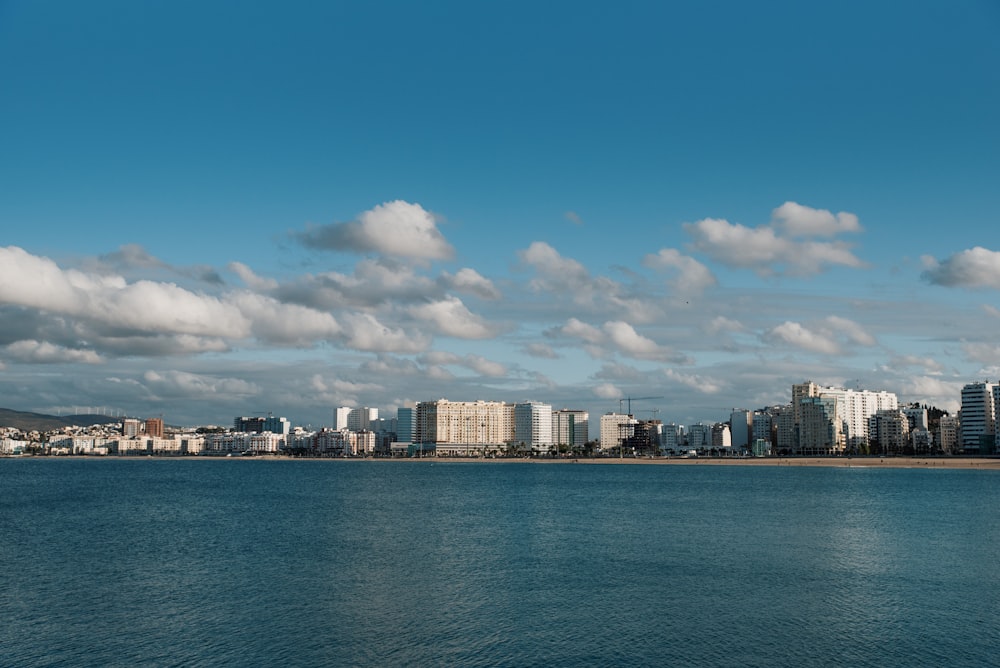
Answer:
top-left (391, 456), bottom-right (1000, 469)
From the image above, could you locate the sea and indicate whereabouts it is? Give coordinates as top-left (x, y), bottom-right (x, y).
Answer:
top-left (2, 458), bottom-right (999, 667)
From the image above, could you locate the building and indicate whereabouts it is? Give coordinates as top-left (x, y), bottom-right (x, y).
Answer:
top-left (335, 407), bottom-right (379, 432)
top-left (752, 410), bottom-right (773, 448)
top-left (599, 413), bottom-right (637, 453)
top-left (396, 407), bottom-right (415, 443)
top-left (686, 422), bottom-right (712, 451)
top-left (145, 417), bottom-right (164, 439)
top-left (234, 414), bottom-right (290, 436)
top-left (937, 415), bottom-right (959, 454)
top-left (514, 402), bottom-right (553, 453)
top-left (730, 409), bottom-right (752, 450)
top-left (872, 409), bottom-right (910, 455)
top-left (798, 396), bottom-right (841, 455)
top-left (552, 409), bottom-right (589, 449)
top-left (122, 418), bottom-right (143, 438)
top-left (960, 382), bottom-right (996, 454)
top-left (414, 399), bottom-right (513, 455)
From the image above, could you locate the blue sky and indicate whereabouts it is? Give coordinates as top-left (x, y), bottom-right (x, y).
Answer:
top-left (1, 1), bottom-right (998, 429)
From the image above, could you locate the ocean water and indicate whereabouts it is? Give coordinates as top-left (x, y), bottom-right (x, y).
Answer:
top-left (2, 459), bottom-right (999, 667)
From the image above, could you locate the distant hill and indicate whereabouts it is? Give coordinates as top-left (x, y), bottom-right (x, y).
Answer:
top-left (0, 408), bottom-right (120, 432)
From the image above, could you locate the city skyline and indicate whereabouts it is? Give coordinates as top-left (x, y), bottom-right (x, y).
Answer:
top-left (2, 2), bottom-right (999, 428)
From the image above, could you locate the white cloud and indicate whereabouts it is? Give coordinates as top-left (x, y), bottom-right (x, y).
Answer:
top-left (342, 312), bottom-right (430, 353)
top-left (683, 204), bottom-right (865, 276)
top-left (824, 315), bottom-right (876, 347)
top-left (764, 321), bottom-right (841, 355)
top-left (519, 241), bottom-right (589, 285)
top-left (663, 368), bottom-right (723, 394)
top-left (524, 343), bottom-right (559, 359)
top-left (705, 316), bottom-right (744, 335)
top-left (409, 295), bottom-right (498, 339)
top-left (228, 262), bottom-right (279, 291)
top-left (602, 321), bottom-right (663, 359)
top-left (4, 340), bottom-right (103, 364)
top-left (142, 369), bottom-right (260, 399)
top-left (418, 351), bottom-right (507, 377)
top-left (643, 248), bottom-right (717, 294)
top-left (560, 318), bottom-right (605, 344)
top-left (593, 383), bottom-right (622, 400)
top-left (771, 201), bottom-right (862, 237)
top-left (441, 268), bottom-right (501, 300)
top-left (0, 246), bottom-right (251, 338)
top-left (230, 291), bottom-right (341, 346)
top-left (921, 247), bottom-right (1000, 289)
top-left (962, 342), bottom-right (1000, 365)
top-left (296, 200), bottom-right (454, 261)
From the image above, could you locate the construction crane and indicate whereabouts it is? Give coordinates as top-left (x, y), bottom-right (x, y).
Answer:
top-left (618, 395), bottom-right (663, 416)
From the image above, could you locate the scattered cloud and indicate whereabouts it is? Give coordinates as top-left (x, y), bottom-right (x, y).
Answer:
top-left (228, 262), bottom-right (279, 291)
top-left (4, 340), bottom-right (103, 364)
top-left (593, 383), bottom-right (622, 400)
top-left (523, 343), bottom-right (559, 359)
top-left (921, 247), bottom-right (1000, 289)
top-left (643, 248), bottom-right (717, 294)
top-left (770, 201), bottom-right (862, 237)
top-left (565, 211), bottom-right (584, 225)
top-left (764, 321), bottom-right (841, 355)
top-left (440, 268), bottom-right (501, 300)
top-left (295, 200), bottom-right (454, 261)
top-left (683, 202), bottom-right (865, 276)
top-left (409, 295), bottom-right (500, 339)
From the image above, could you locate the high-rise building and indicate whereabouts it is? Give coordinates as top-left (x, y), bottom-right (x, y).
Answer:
top-left (414, 399), bottom-right (514, 447)
top-left (145, 417), bottom-right (164, 439)
top-left (396, 407), bottom-right (415, 443)
top-left (514, 402), bottom-right (553, 452)
top-left (552, 409), bottom-right (589, 448)
top-left (234, 415), bottom-right (290, 436)
top-left (730, 409), bottom-right (752, 449)
top-left (122, 418), bottom-right (142, 438)
top-left (599, 413), bottom-right (637, 452)
top-left (960, 381), bottom-right (996, 454)
top-left (335, 406), bottom-right (379, 432)
top-left (798, 396), bottom-right (841, 455)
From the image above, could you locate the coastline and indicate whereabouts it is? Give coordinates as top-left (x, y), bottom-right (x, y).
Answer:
top-left (10, 454), bottom-right (1000, 469)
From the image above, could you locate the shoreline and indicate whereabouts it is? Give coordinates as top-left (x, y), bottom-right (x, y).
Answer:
top-left (8, 454), bottom-right (1000, 469)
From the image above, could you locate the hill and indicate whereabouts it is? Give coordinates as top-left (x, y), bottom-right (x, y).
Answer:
top-left (0, 408), bottom-right (120, 432)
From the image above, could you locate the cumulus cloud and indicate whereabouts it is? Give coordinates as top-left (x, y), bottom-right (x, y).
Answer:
top-left (519, 241), bottom-right (589, 286)
top-left (524, 343), bottom-right (559, 359)
top-left (409, 295), bottom-right (499, 339)
top-left (593, 383), bottom-right (622, 400)
top-left (683, 203), bottom-right (865, 276)
top-left (663, 368), bottom-right (723, 394)
top-left (0, 246), bottom-right (251, 339)
top-left (643, 248), bottom-right (717, 294)
top-left (921, 247), bottom-right (1000, 289)
top-left (417, 351), bottom-right (507, 377)
top-left (440, 268), bottom-right (501, 300)
top-left (228, 262), bottom-right (279, 291)
top-left (603, 321), bottom-right (662, 359)
top-left (341, 312), bottom-right (429, 353)
top-left (771, 201), bottom-right (862, 237)
top-left (705, 316), bottom-right (744, 335)
top-left (963, 342), bottom-right (1000, 365)
top-left (4, 340), bottom-right (103, 364)
top-left (764, 321), bottom-right (841, 355)
top-left (560, 317), bottom-right (605, 344)
top-left (295, 200), bottom-right (454, 261)
top-left (558, 318), bottom-right (676, 361)
top-left (229, 291), bottom-right (341, 346)
top-left (824, 315), bottom-right (876, 347)
top-left (142, 369), bottom-right (260, 399)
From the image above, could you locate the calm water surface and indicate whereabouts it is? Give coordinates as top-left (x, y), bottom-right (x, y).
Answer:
top-left (2, 459), bottom-right (999, 667)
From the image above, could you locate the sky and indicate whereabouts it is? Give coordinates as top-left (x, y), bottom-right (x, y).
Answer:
top-left (1, 1), bottom-right (999, 430)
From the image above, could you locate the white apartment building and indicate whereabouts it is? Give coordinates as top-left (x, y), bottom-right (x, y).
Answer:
top-left (514, 402), bottom-right (553, 452)
top-left (414, 399), bottom-right (514, 449)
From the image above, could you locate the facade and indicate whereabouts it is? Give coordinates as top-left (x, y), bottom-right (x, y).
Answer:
top-left (959, 382), bottom-right (996, 454)
top-left (234, 415), bottom-right (290, 436)
top-left (414, 399), bottom-right (514, 452)
top-left (730, 409), bottom-right (752, 449)
top-left (798, 396), bottom-right (841, 454)
top-left (938, 415), bottom-right (959, 454)
top-left (752, 410), bottom-right (773, 447)
top-left (686, 422), bottom-right (712, 451)
top-left (552, 409), bottom-right (589, 448)
top-left (145, 417), bottom-right (164, 438)
top-left (514, 402), bottom-right (553, 452)
top-left (872, 409), bottom-right (910, 455)
top-left (599, 413), bottom-right (637, 452)
top-left (396, 407), bottom-right (415, 443)
top-left (122, 418), bottom-right (143, 438)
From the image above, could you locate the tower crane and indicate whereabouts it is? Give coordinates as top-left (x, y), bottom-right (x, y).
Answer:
top-left (617, 395), bottom-right (663, 416)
